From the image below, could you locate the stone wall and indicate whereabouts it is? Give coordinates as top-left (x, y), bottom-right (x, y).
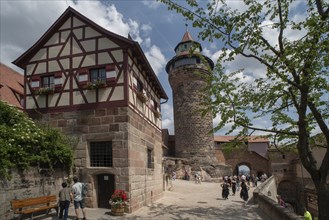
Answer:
top-left (253, 176), bottom-right (303, 220)
top-left (32, 106), bottom-right (163, 213)
top-left (0, 168), bottom-right (67, 220)
top-left (223, 149), bottom-right (270, 175)
top-left (168, 65), bottom-right (217, 166)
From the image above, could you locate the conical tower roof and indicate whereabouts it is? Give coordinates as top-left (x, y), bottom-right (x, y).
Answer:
top-left (174, 30), bottom-right (202, 55)
top-left (181, 31), bottom-right (194, 42)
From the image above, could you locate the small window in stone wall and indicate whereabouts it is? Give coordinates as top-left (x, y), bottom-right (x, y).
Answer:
top-left (90, 141), bottom-right (113, 167)
top-left (147, 148), bottom-right (154, 169)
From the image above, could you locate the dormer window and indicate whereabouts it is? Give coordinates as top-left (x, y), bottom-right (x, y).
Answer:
top-left (42, 75), bottom-right (54, 88)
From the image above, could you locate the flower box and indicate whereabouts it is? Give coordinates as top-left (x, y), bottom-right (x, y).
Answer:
top-left (153, 110), bottom-right (161, 118)
top-left (86, 80), bottom-right (107, 90)
top-left (136, 91), bottom-right (148, 103)
top-left (33, 87), bottom-right (54, 95)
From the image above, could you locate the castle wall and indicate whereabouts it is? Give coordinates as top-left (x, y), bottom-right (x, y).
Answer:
top-left (32, 106), bottom-right (163, 212)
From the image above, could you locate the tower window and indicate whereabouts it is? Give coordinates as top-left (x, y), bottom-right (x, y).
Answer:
top-left (90, 141), bottom-right (113, 167)
top-left (147, 148), bottom-right (154, 169)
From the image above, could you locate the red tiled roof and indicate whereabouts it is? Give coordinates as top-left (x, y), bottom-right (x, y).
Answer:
top-left (214, 135), bottom-right (269, 143)
top-left (181, 31), bottom-right (194, 42)
top-left (0, 63), bottom-right (24, 108)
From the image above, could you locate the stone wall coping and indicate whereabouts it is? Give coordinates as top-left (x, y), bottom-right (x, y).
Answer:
top-left (253, 176), bottom-right (303, 220)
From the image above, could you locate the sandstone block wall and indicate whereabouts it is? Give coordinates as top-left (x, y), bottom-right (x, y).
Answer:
top-left (0, 168), bottom-right (66, 220)
top-left (169, 65), bottom-right (217, 165)
top-left (33, 106), bottom-right (163, 213)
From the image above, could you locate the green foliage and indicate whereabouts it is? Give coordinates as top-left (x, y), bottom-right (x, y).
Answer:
top-left (161, 0), bottom-right (329, 147)
top-left (161, 1), bottom-right (329, 218)
top-left (0, 101), bottom-right (73, 180)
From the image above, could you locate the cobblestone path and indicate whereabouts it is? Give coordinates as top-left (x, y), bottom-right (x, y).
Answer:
top-left (37, 179), bottom-right (266, 220)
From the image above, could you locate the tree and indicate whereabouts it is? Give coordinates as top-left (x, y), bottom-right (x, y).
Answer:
top-left (161, 0), bottom-right (329, 219)
top-left (0, 101), bottom-right (73, 180)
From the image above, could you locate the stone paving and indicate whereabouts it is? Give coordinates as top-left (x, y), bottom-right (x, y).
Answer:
top-left (33, 180), bottom-right (266, 220)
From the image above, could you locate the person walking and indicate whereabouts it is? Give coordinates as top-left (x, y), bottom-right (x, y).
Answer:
top-left (71, 176), bottom-right (87, 220)
top-left (221, 182), bottom-right (229, 199)
top-left (240, 181), bottom-right (249, 204)
top-left (172, 171), bottom-right (176, 181)
top-left (303, 207), bottom-right (313, 220)
top-left (236, 175), bottom-right (240, 192)
top-left (58, 182), bottom-right (71, 220)
top-left (231, 178), bottom-right (237, 196)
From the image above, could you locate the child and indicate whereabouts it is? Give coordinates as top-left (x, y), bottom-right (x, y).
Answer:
top-left (59, 182), bottom-right (72, 220)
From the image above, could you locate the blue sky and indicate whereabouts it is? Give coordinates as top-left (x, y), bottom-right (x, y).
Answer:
top-left (1, 0), bottom-right (223, 135)
top-left (0, 0), bottom-right (311, 136)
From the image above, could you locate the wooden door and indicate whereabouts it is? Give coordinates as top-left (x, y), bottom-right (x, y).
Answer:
top-left (97, 174), bottom-right (114, 208)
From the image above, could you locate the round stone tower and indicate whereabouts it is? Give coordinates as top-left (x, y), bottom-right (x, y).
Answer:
top-left (166, 30), bottom-right (217, 166)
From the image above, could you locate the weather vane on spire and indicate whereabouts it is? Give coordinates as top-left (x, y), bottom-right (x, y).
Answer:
top-left (185, 23), bottom-right (188, 32)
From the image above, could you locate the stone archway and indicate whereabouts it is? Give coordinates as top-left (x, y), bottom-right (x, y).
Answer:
top-left (224, 150), bottom-right (270, 177)
top-left (234, 162), bottom-right (252, 175)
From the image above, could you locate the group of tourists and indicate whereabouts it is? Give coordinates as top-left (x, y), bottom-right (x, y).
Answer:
top-left (58, 176), bottom-right (87, 220)
top-left (220, 174), bottom-right (255, 204)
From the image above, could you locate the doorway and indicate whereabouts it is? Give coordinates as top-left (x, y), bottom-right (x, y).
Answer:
top-left (97, 174), bottom-right (115, 208)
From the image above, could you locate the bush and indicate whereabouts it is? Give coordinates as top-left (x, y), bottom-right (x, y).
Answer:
top-left (0, 101), bottom-right (73, 179)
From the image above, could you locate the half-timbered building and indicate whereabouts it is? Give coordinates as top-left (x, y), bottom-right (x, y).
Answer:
top-left (13, 7), bottom-right (167, 212)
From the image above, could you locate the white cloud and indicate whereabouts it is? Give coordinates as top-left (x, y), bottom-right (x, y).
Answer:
top-left (161, 103), bottom-right (174, 134)
top-left (142, 0), bottom-right (162, 9)
top-left (0, 1), bottom-right (151, 71)
top-left (141, 24), bottom-right (152, 34)
top-left (143, 37), bottom-right (152, 48)
top-left (145, 45), bottom-right (167, 76)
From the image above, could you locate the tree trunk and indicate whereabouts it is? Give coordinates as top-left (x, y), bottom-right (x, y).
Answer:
top-left (316, 186), bottom-right (329, 220)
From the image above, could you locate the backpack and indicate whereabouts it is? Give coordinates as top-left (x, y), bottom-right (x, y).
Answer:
top-left (81, 183), bottom-right (88, 198)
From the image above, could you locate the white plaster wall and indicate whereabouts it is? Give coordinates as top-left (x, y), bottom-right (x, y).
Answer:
top-left (73, 91), bottom-right (85, 105)
top-left (98, 88), bottom-right (111, 102)
top-left (73, 17), bottom-right (85, 27)
top-left (49, 60), bottom-right (61, 72)
top-left (25, 96), bottom-right (36, 109)
top-left (81, 39), bottom-right (96, 52)
top-left (98, 52), bottom-right (112, 65)
top-left (98, 38), bottom-right (118, 49)
top-left (45, 33), bottom-right (59, 46)
top-left (61, 30), bottom-right (70, 43)
top-left (85, 90), bottom-right (96, 103)
top-left (110, 86), bottom-right (124, 101)
top-left (60, 59), bottom-right (70, 70)
top-left (85, 27), bottom-right (101, 38)
top-left (72, 38), bottom-right (83, 54)
top-left (49, 45), bottom-right (62, 58)
top-left (73, 56), bottom-right (83, 69)
top-left (73, 28), bottom-right (83, 40)
top-left (59, 18), bottom-right (71, 30)
top-left (36, 96), bottom-right (46, 108)
top-left (112, 50), bottom-right (123, 62)
top-left (58, 93), bottom-right (70, 106)
top-left (31, 48), bottom-right (47, 62)
top-left (26, 64), bottom-right (36, 76)
top-left (61, 39), bottom-right (71, 56)
top-left (49, 93), bottom-right (60, 107)
top-left (34, 62), bottom-right (47, 74)
top-left (82, 54), bottom-right (96, 67)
